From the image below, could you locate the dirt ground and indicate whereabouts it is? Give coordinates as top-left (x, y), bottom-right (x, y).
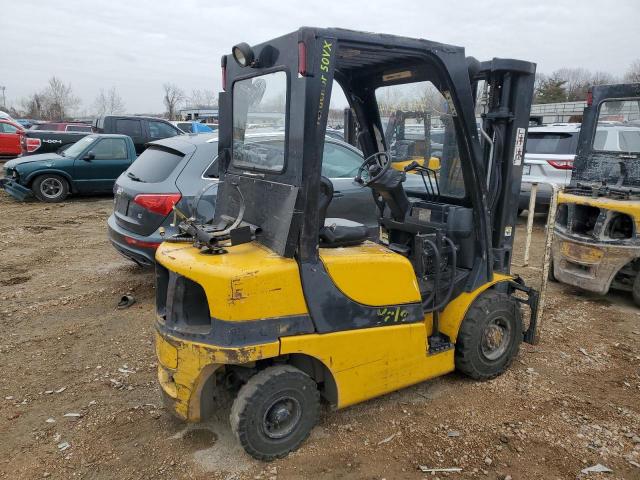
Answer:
top-left (0, 192), bottom-right (639, 480)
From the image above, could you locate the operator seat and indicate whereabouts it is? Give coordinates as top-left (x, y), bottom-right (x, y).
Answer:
top-left (318, 176), bottom-right (369, 248)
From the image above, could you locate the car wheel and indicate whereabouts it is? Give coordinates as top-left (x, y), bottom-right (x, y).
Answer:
top-left (455, 291), bottom-right (522, 380)
top-left (230, 365), bottom-right (320, 461)
top-left (33, 174), bottom-right (69, 202)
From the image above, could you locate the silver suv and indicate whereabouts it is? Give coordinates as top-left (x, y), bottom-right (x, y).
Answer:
top-left (519, 123), bottom-right (640, 212)
top-left (519, 123), bottom-right (579, 212)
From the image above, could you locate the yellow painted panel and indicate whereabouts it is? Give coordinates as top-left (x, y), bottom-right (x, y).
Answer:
top-left (558, 192), bottom-right (640, 226)
top-left (280, 323), bottom-right (454, 408)
top-left (391, 157), bottom-right (441, 174)
top-left (155, 331), bottom-right (280, 421)
top-left (560, 241), bottom-right (604, 264)
top-left (320, 241), bottom-right (421, 306)
top-left (438, 274), bottom-right (512, 343)
top-left (156, 242), bottom-right (308, 321)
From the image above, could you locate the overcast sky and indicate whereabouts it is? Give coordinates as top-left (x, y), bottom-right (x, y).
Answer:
top-left (1, 0), bottom-right (639, 114)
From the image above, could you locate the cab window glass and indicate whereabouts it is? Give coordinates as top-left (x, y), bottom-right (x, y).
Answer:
top-left (321, 143), bottom-right (362, 178)
top-left (526, 133), bottom-right (577, 155)
top-left (149, 121), bottom-right (179, 139)
top-left (594, 99), bottom-right (640, 152)
top-left (376, 81), bottom-right (466, 198)
top-left (92, 138), bottom-right (128, 160)
top-left (115, 119), bottom-right (142, 137)
top-left (66, 125), bottom-right (92, 132)
top-left (233, 71), bottom-right (287, 172)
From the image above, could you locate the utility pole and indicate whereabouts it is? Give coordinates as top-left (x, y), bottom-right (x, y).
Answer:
top-left (0, 86), bottom-right (5, 109)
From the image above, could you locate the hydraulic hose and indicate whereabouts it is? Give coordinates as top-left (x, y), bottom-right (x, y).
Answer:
top-left (421, 236), bottom-right (457, 313)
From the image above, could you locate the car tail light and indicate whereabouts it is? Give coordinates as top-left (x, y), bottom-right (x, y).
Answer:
top-left (124, 236), bottom-right (161, 249)
top-left (133, 193), bottom-right (182, 216)
top-left (546, 160), bottom-right (573, 170)
top-left (24, 137), bottom-right (41, 153)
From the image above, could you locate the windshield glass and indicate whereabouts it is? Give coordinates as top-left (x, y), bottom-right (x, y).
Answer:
top-left (63, 136), bottom-right (96, 157)
top-left (594, 99), bottom-right (640, 153)
top-left (377, 81), bottom-right (466, 198)
top-left (127, 146), bottom-right (184, 183)
top-left (526, 132), bottom-right (577, 155)
top-left (232, 71), bottom-right (287, 172)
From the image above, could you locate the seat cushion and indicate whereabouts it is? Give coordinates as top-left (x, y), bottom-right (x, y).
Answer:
top-left (320, 218), bottom-right (369, 248)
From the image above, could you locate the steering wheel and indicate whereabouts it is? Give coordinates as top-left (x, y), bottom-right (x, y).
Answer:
top-left (355, 151), bottom-right (392, 186)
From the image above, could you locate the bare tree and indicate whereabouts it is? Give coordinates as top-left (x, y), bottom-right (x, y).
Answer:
top-left (42, 76), bottom-right (80, 120)
top-left (163, 83), bottom-right (185, 120)
top-left (590, 71), bottom-right (617, 86)
top-left (93, 87), bottom-right (125, 116)
top-left (187, 89), bottom-right (217, 108)
top-left (20, 93), bottom-right (47, 119)
top-left (554, 68), bottom-right (592, 102)
top-left (624, 60), bottom-right (640, 83)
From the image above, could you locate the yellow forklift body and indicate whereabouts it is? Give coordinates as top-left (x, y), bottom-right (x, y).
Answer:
top-left (156, 242), bottom-right (308, 321)
top-left (553, 192), bottom-right (640, 294)
top-left (558, 192), bottom-right (640, 226)
top-left (156, 234), bottom-right (512, 417)
top-left (319, 241), bottom-right (421, 306)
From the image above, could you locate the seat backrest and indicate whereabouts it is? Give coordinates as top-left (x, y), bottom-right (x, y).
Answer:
top-left (318, 176), bottom-right (334, 230)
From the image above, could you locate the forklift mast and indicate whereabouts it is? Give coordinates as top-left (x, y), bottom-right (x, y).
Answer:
top-left (473, 60), bottom-right (537, 272)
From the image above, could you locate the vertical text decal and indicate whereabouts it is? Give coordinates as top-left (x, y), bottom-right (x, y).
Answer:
top-left (317, 40), bottom-right (333, 126)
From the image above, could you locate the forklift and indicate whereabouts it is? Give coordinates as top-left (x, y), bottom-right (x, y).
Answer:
top-left (153, 27), bottom-right (539, 460)
top-left (551, 83), bottom-right (640, 304)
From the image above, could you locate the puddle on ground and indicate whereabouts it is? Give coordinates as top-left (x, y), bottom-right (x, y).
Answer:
top-left (182, 428), bottom-right (217, 449)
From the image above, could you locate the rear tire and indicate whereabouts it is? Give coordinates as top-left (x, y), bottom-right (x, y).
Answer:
top-left (455, 291), bottom-right (522, 380)
top-left (230, 365), bottom-right (320, 461)
top-left (32, 174), bottom-right (69, 202)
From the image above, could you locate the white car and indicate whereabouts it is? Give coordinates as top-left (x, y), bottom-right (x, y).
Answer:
top-left (519, 123), bottom-right (640, 212)
top-left (593, 123), bottom-right (640, 152)
top-left (519, 123), bottom-right (580, 212)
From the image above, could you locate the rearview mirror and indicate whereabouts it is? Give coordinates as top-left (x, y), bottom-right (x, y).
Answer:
top-left (83, 151), bottom-right (95, 161)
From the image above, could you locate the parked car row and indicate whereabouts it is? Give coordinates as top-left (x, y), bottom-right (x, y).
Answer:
top-left (22, 115), bottom-right (183, 156)
top-left (4, 114), bottom-right (640, 267)
top-left (0, 118), bottom-right (25, 159)
top-left (2, 134), bottom-right (137, 201)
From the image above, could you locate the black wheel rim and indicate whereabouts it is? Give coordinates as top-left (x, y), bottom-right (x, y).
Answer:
top-left (481, 316), bottom-right (512, 361)
top-left (262, 395), bottom-right (302, 439)
top-left (40, 178), bottom-right (63, 199)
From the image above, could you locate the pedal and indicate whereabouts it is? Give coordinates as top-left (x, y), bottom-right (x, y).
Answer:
top-left (428, 333), bottom-right (454, 355)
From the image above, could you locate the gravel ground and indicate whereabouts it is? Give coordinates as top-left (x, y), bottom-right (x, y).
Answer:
top-left (0, 192), bottom-right (639, 480)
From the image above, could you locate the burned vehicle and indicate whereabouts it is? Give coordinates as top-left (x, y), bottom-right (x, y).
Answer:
top-left (551, 83), bottom-right (640, 304)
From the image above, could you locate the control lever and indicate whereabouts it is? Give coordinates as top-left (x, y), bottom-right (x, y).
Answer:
top-left (403, 160), bottom-right (420, 172)
top-left (403, 161), bottom-right (440, 201)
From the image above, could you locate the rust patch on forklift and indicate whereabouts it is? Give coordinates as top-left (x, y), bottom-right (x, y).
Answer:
top-left (560, 241), bottom-right (604, 264)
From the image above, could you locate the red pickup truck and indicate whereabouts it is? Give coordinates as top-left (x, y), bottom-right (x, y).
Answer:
top-left (0, 119), bottom-right (25, 159)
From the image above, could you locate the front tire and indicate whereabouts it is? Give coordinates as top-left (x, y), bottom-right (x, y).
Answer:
top-left (32, 174), bottom-right (69, 202)
top-left (455, 291), bottom-right (522, 380)
top-left (230, 365), bottom-right (320, 461)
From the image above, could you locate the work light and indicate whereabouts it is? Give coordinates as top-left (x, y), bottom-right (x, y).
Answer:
top-left (232, 43), bottom-right (255, 67)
